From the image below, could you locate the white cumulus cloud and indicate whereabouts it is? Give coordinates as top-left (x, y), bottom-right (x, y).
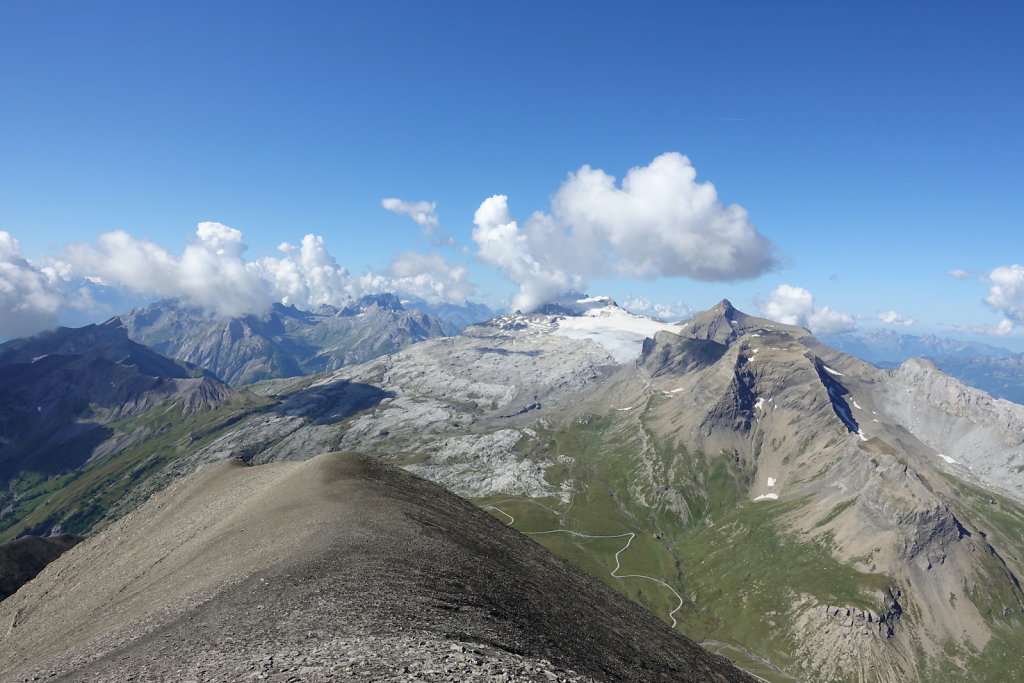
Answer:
top-left (985, 264), bottom-right (1024, 322)
top-left (385, 250), bottom-right (475, 304)
top-left (878, 310), bottom-right (917, 327)
top-left (62, 222), bottom-right (477, 321)
top-left (470, 153), bottom-right (778, 311)
top-left (621, 296), bottom-right (693, 321)
top-left (65, 223), bottom-right (274, 317)
top-left (971, 318), bottom-right (1015, 337)
top-left (472, 195), bottom-right (582, 312)
top-left (759, 284), bottom-right (856, 334)
top-left (381, 198), bottom-right (453, 246)
top-left (946, 269), bottom-right (973, 280)
top-left (0, 232), bottom-right (66, 339)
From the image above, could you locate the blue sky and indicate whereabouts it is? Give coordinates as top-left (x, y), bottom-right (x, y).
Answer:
top-left (1, 1), bottom-right (1022, 346)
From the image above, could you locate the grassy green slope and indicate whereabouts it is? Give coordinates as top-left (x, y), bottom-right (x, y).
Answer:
top-left (476, 409), bottom-right (1024, 682)
top-left (476, 415), bottom-right (894, 679)
top-left (0, 393), bottom-right (271, 542)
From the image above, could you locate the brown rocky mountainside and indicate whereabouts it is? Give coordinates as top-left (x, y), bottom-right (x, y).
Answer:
top-left (0, 452), bottom-right (752, 682)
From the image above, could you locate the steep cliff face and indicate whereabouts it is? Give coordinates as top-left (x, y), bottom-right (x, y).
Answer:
top-left (875, 357), bottom-right (1024, 495)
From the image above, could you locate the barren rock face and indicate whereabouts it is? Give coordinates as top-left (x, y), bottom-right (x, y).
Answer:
top-left (0, 453), bottom-right (752, 683)
top-left (875, 357), bottom-right (1024, 497)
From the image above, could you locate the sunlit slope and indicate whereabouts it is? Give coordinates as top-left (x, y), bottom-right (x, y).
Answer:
top-left (0, 452), bottom-right (753, 682)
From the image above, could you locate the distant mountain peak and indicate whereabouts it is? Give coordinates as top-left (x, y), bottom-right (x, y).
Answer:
top-left (679, 299), bottom-right (806, 347)
top-left (530, 293), bottom-right (619, 317)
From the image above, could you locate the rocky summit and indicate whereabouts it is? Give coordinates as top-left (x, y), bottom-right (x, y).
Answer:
top-left (0, 452), bottom-right (753, 683)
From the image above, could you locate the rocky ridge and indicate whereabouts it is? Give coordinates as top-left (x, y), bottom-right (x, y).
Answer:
top-left (0, 452), bottom-right (753, 682)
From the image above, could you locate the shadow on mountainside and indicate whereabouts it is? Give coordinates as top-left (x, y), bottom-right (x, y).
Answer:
top-left (269, 378), bottom-right (395, 426)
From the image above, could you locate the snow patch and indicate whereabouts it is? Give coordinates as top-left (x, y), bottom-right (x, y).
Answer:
top-left (767, 477), bottom-right (776, 487)
top-left (754, 397), bottom-right (764, 410)
top-left (852, 400), bottom-right (862, 410)
top-left (823, 365), bottom-right (844, 376)
top-left (753, 493), bottom-right (779, 501)
top-left (553, 302), bottom-right (680, 364)
top-left (857, 430), bottom-right (868, 442)
top-left (937, 453), bottom-right (959, 465)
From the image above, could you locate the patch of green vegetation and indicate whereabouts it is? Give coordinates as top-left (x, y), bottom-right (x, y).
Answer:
top-left (473, 415), bottom-right (894, 678)
top-left (0, 394), bottom-right (272, 541)
top-left (672, 499), bottom-right (892, 668)
top-left (813, 497), bottom-right (857, 528)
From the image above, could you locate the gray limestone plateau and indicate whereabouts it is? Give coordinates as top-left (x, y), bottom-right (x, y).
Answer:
top-left (120, 294), bottom-right (456, 385)
top-left (0, 452), bottom-right (753, 683)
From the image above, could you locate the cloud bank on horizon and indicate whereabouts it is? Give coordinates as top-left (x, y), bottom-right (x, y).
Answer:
top-left (0, 222), bottom-right (476, 338)
top-left (0, 232), bottom-right (67, 338)
top-left (0, 151), bottom-right (1020, 342)
top-left (980, 264), bottom-right (1024, 336)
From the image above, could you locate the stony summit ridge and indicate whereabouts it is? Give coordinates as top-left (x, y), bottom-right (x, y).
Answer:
top-left (0, 452), bottom-right (753, 682)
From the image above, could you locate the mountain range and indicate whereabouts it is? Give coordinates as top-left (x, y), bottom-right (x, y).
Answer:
top-left (120, 294), bottom-right (457, 385)
top-left (2, 296), bottom-right (1023, 682)
top-left (819, 329), bottom-right (1024, 404)
top-left (817, 329), bottom-right (1018, 366)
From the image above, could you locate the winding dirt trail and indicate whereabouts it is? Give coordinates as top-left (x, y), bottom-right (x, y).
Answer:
top-left (483, 504), bottom-right (684, 628)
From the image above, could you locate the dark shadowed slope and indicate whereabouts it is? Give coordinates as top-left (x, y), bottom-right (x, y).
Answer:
top-left (0, 452), bottom-right (752, 683)
top-left (0, 534), bottom-right (82, 601)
